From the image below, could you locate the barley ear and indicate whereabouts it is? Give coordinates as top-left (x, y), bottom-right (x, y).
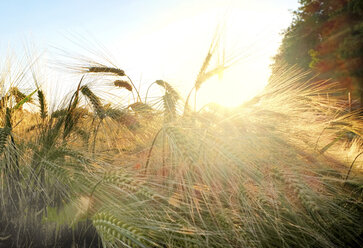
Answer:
top-left (38, 90), bottom-right (48, 119)
top-left (93, 212), bottom-right (147, 247)
top-left (88, 66), bottom-right (126, 77)
top-left (0, 127), bottom-right (10, 155)
top-left (195, 52), bottom-right (212, 91)
top-left (81, 86), bottom-right (105, 119)
top-left (114, 80), bottom-right (133, 92)
top-left (5, 107), bottom-right (12, 129)
top-left (155, 80), bottom-right (180, 121)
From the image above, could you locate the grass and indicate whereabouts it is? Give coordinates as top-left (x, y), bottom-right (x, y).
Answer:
top-left (0, 51), bottom-right (361, 248)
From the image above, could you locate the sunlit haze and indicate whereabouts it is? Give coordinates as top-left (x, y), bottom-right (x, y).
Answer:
top-left (0, 0), bottom-right (299, 108)
top-left (1, 1), bottom-right (361, 247)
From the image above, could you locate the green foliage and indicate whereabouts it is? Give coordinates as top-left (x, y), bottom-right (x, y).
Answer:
top-left (272, 0), bottom-right (363, 102)
top-left (10, 87), bottom-right (27, 104)
top-left (14, 89), bottom-right (37, 110)
top-left (308, 49), bottom-right (320, 68)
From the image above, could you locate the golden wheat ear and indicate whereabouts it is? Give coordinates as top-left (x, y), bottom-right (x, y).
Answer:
top-left (155, 80), bottom-right (180, 99)
top-left (113, 80), bottom-right (133, 91)
top-left (87, 66), bottom-right (125, 76)
top-left (86, 65), bottom-right (142, 101)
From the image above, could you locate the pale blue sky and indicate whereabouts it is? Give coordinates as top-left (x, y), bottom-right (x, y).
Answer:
top-left (0, 0), bottom-right (300, 107)
top-left (1, 1), bottom-right (169, 46)
top-left (0, 0), bottom-right (299, 50)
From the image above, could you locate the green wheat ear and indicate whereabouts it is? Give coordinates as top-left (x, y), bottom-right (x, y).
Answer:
top-left (0, 127), bottom-right (10, 155)
top-left (37, 90), bottom-right (48, 119)
top-left (51, 108), bottom-right (67, 118)
top-left (100, 171), bottom-right (156, 199)
top-left (5, 107), bottom-right (12, 129)
top-left (92, 211), bottom-right (149, 247)
top-left (80, 85), bottom-right (105, 119)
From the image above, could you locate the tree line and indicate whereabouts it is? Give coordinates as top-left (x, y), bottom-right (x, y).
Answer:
top-left (272, 0), bottom-right (363, 108)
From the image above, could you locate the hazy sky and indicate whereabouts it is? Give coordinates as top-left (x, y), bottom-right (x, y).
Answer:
top-left (0, 0), bottom-right (300, 107)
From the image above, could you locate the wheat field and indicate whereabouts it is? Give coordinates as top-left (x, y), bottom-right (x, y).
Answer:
top-left (0, 48), bottom-right (362, 248)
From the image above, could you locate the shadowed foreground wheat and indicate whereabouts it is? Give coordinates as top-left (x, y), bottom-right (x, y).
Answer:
top-left (0, 54), bottom-right (362, 248)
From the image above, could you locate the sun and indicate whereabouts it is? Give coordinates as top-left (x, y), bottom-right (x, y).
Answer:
top-left (109, 1), bottom-right (291, 109)
top-left (196, 57), bottom-right (271, 108)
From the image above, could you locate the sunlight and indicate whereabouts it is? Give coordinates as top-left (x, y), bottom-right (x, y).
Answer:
top-left (197, 64), bottom-right (269, 107)
top-left (193, 6), bottom-right (282, 107)
top-left (1, 1), bottom-right (361, 247)
top-left (108, 1), bottom-right (290, 108)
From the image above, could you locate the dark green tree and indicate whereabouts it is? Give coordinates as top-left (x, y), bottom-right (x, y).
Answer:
top-left (272, 0), bottom-right (363, 107)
